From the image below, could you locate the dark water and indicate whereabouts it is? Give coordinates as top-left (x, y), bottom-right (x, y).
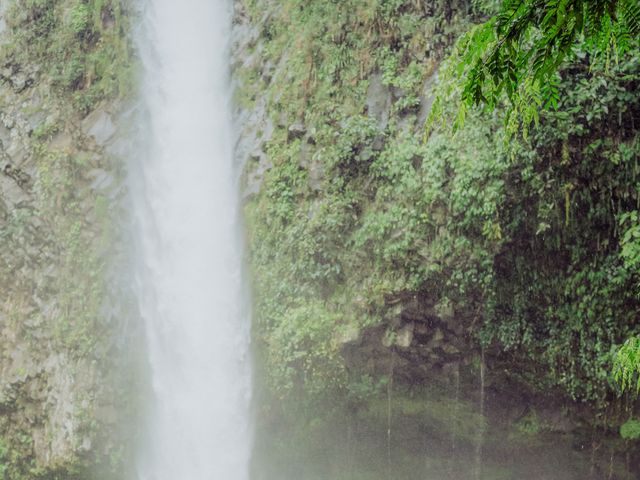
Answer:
top-left (253, 382), bottom-right (639, 480)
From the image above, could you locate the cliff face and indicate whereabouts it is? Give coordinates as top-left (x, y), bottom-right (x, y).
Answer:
top-left (234, 0), bottom-right (639, 477)
top-left (0, 1), bottom-right (137, 477)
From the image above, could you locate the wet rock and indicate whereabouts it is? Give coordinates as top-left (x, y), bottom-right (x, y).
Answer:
top-left (0, 63), bottom-right (37, 93)
top-left (366, 73), bottom-right (392, 130)
top-left (0, 2), bottom-right (7, 38)
top-left (0, 123), bottom-right (10, 146)
top-left (413, 322), bottom-right (431, 338)
top-left (536, 406), bottom-right (577, 433)
top-left (5, 140), bottom-right (27, 167)
top-left (50, 131), bottom-right (73, 151)
top-left (0, 172), bottom-right (30, 207)
top-left (426, 328), bottom-right (444, 349)
top-left (2, 160), bottom-right (31, 190)
top-left (441, 343), bottom-right (460, 355)
top-left (243, 150), bottom-right (272, 200)
top-left (287, 122), bottom-right (306, 141)
top-left (82, 109), bottom-right (116, 146)
top-left (308, 160), bottom-right (324, 191)
top-left (25, 108), bottom-right (46, 135)
top-left (418, 70), bottom-right (439, 124)
top-left (233, 59), bottom-right (274, 174)
top-left (337, 324), bottom-right (362, 346)
top-left (88, 168), bottom-right (114, 192)
top-left (395, 323), bottom-right (414, 348)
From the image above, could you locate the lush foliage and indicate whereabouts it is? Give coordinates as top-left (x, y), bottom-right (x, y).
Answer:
top-left (242, 0), bottom-right (639, 416)
top-left (428, 0), bottom-right (640, 136)
top-left (614, 336), bottom-right (640, 393)
top-left (428, 0), bottom-right (640, 397)
top-left (2, 0), bottom-right (133, 112)
top-left (463, 0), bottom-right (639, 104)
top-left (620, 418), bottom-right (640, 440)
top-left (242, 0), bottom-right (475, 407)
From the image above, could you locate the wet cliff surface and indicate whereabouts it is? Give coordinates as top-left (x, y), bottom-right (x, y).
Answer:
top-left (233, 0), bottom-right (640, 478)
top-left (0, 1), bottom-right (138, 477)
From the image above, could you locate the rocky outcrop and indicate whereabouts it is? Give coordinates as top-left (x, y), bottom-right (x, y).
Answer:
top-left (340, 294), bottom-right (472, 383)
top-left (231, 1), bottom-right (275, 200)
top-left (0, 5), bottom-right (136, 476)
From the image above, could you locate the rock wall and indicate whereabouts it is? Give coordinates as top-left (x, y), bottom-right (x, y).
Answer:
top-left (0, 1), bottom-right (137, 477)
top-left (234, 0), bottom-right (639, 477)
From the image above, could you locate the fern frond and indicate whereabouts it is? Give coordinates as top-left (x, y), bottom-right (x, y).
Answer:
top-left (613, 336), bottom-right (640, 394)
top-left (619, 0), bottom-right (640, 35)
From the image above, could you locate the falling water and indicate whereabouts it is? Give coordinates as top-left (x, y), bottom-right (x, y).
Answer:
top-left (131, 1), bottom-right (252, 479)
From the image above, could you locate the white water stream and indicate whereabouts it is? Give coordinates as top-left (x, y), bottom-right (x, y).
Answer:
top-left (131, 1), bottom-right (252, 478)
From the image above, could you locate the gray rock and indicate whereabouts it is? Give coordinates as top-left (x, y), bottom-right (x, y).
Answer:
top-left (88, 168), bottom-right (114, 191)
top-left (426, 328), bottom-right (445, 350)
top-left (82, 109), bottom-right (116, 146)
top-left (337, 324), bottom-right (361, 346)
top-left (0, 63), bottom-right (38, 93)
top-left (395, 322), bottom-right (414, 348)
top-left (25, 108), bottom-right (46, 135)
top-left (441, 343), bottom-right (460, 355)
top-left (0, 172), bottom-right (30, 207)
top-left (0, 2), bottom-right (7, 39)
top-left (366, 73), bottom-right (392, 130)
top-left (287, 122), bottom-right (306, 141)
top-left (0, 123), bottom-right (11, 145)
top-left (435, 297), bottom-right (454, 321)
top-left (308, 159), bottom-right (324, 191)
top-left (243, 151), bottom-right (272, 200)
top-left (418, 70), bottom-right (439, 125)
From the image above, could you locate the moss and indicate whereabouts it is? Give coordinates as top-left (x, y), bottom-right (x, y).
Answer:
top-left (364, 390), bottom-right (486, 443)
top-left (515, 411), bottom-right (542, 436)
top-left (620, 418), bottom-right (640, 440)
top-left (2, 0), bottom-right (134, 113)
top-left (0, 0), bottom-right (135, 477)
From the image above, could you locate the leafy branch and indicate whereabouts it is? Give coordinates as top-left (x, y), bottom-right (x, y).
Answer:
top-left (426, 0), bottom-right (640, 138)
top-left (614, 336), bottom-right (640, 394)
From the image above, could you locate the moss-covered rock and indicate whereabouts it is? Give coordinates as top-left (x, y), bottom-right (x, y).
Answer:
top-left (0, 1), bottom-right (137, 477)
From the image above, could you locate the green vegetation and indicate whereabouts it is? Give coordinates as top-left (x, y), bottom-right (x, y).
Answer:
top-left (0, 1), bottom-right (135, 478)
top-left (243, 0), bottom-right (476, 407)
top-left (242, 0), bottom-right (639, 413)
top-left (428, 0), bottom-right (640, 136)
top-left (620, 418), bottom-right (640, 440)
top-left (0, 0), bottom-right (133, 354)
top-left (0, 0), bottom-right (637, 476)
top-left (0, 436), bottom-right (30, 480)
top-left (32, 145), bottom-right (117, 356)
top-left (2, 0), bottom-right (133, 112)
top-left (429, 0), bottom-right (640, 396)
top-left (241, 11), bottom-right (639, 475)
top-left (614, 336), bottom-right (640, 394)
top-left (242, 6), bottom-right (493, 468)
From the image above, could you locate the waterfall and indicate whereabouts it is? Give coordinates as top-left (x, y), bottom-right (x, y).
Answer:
top-left (131, 1), bottom-right (252, 479)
